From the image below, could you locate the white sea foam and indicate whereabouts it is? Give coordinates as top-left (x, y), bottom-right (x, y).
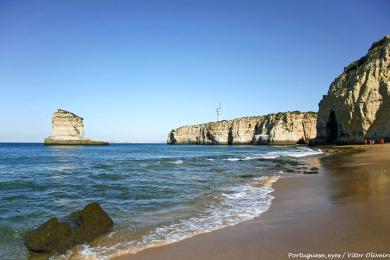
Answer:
top-left (55, 165), bottom-right (73, 172)
top-left (170, 160), bottom-right (184, 164)
top-left (224, 157), bottom-right (240, 161)
top-left (203, 148), bottom-right (322, 163)
top-left (285, 147), bottom-right (323, 157)
top-left (258, 147), bottom-right (323, 160)
top-left (215, 148), bottom-right (322, 162)
top-left (259, 154), bottom-right (280, 159)
top-left (70, 177), bottom-right (279, 259)
top-left (55, 198), bottom-right (74, 207)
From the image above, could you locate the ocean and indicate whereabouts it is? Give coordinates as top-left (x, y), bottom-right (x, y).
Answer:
top-left (0, 143), bottom-right (322, 259)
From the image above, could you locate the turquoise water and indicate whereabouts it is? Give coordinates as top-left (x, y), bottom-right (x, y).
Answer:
top-left (0, 143), bottom-right (322, 259)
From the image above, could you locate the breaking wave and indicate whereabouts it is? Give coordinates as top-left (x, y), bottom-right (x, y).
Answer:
top-left (71, 176), bottom-right (279, 259)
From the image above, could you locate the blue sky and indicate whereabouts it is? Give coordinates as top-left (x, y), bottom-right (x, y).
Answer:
top-left (0, 0), bottom-right (389, 142)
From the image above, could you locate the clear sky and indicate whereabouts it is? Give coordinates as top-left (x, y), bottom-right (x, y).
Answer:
top-left (0, 0), bottom-right (389, 142)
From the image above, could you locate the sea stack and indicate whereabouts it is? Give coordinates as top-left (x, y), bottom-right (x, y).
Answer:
top-left (316, 35), bottom-right (390, 144)
top-left (44, 109), bottom-right (108, 145)
top-left (168, 112), bottom-right (317, 145)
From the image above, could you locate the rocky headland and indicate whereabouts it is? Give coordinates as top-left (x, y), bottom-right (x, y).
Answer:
top-left (316, 35), bottom-right (390, 144)
top-left (167, 112), bottom-right (317, 145)
top-left (44, 109), bottom-right (108, 145)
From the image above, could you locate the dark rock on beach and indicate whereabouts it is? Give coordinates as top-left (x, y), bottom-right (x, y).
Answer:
top-left (304, 171), bottom-right (318, 174)
top-left (70, 203), bottom-right (113, 242)
top-left (24, 217), bottom-right (73, 253)
top-left (304, 167), bottom-right (319, 174)
top-left (211, 168), bottom-right (225, 173)
top-left (24, 202), bottom-right (113, 254)
top-left (238, 174), bottom-right (255, 178)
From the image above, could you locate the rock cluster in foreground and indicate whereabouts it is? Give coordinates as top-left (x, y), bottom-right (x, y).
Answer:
top-left (168, 112), bottom-right (317, 145)
top-left (44, 109), bottom-right (108, 145)
top-left (316, 35), bottom-right (390, 144)
top-left (24, 203), bottom-right (113, 254)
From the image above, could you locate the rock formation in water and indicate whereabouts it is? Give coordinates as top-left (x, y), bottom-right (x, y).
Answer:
top-left (316, 35), bottom-right (390, 144)
top-left (44, 109), bottom-right (108, 145)
top-left (24, 203), bottom-right (113, 254)
top-left (167, 112), bottom-right (317, 145)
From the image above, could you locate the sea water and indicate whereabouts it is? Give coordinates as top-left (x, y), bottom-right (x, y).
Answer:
top-left (0, 143), bottom-right (322, 259)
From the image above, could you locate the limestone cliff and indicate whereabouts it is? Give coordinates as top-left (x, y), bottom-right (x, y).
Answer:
top-left (44, 109), bottom-right (108, 145)
top-left (316, 35), bottom-right (390, 144)
top-left (168, 112), bottom-right (317, 145)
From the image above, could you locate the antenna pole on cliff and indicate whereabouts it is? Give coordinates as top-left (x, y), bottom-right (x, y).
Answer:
top-left (216, 102), bottom-right (222, 121)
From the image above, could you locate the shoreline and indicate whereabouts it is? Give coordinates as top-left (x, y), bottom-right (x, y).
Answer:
top-left (114, 144), bottom-right (390, 260)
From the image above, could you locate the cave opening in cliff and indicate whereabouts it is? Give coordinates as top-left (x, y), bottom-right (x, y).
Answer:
top-left (326, 110), bottom-right (338, 143)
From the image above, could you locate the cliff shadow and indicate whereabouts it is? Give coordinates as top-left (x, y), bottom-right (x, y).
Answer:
top-left (228, 128), bottom-right (233, 145)
top-left (326, 110), bottom-right (339, 143)
top-left (169, 131), bottom-right (177, 144)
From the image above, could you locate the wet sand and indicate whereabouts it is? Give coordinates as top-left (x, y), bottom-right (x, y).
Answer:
top-left (116, 144), bottom-right (390, 260)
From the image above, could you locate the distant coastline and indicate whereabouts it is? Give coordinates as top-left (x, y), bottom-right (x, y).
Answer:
top-left (168, 111), bottom-right (317, 145)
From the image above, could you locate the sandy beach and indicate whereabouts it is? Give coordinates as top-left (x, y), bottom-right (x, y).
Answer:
top-left (115, 144), bottom-right (390, 260)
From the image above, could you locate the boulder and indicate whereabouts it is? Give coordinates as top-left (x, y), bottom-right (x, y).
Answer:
top-left (24, 203), bottom-right (113, 254)
top-left (24, 217), bottom-right (73, 253)
top-left (71, 202), bottom-right (113, 243)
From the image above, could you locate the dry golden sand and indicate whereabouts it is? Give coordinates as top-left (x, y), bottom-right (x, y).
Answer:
top-left (115, 144), bottom-right (390, 260)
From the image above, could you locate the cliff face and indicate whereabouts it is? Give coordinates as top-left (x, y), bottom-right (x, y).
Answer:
top-left (317, 35), bottom-right (390, 144)
top-left (44, 109), bottom-right (108, 145)
top-left (168, 112), bottom-right (317, 145)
